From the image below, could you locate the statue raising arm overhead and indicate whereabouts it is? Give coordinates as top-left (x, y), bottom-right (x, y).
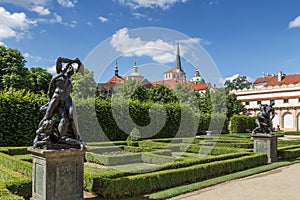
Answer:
top-left (34, 57), bottom-right (85, 150)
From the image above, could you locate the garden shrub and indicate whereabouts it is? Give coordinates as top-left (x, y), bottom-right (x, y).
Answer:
top-left (126, 127), bottom-right (141, 147)
top-left (230, 115), bottom-right (255, 133)
top-left (0, 88), bottom-right (47, 146)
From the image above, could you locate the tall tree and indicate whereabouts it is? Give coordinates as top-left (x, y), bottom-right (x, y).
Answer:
top-left (28, 67), bottom-right (52, 94)
top-left (148, 84), bottom-right (177, 103)
top-left (224, 75), bottom-right (252, 91)
top-left (0, 45), bottom-right (28, 90)
top-left (71, 68), bottom-right (97, 98)
top-left (226, 93), bottom-right (247, 119)
top-left (175, 83), bottom-right (199, 110)
top-left (198, 89), bottom-right (212, 114)
top-left (113, 79), bottom-right (148, 102)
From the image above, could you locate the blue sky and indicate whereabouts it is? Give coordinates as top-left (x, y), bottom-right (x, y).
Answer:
top-left (1, 0), bottom-right (300, 85)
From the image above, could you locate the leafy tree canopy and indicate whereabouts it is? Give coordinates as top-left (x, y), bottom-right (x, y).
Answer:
top-left (148, 84), bottom-right (177, 103)
top-left (224, 75), bottom-right (252, 91)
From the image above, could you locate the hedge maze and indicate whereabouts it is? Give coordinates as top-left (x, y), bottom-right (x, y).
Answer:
top-left (1, 134), bottom-right (300, 199)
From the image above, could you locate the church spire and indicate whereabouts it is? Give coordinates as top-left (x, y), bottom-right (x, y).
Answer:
top-left (176, 41), bottom-right (183, 72)
top-left (114, 60), bottom-right (119, 76)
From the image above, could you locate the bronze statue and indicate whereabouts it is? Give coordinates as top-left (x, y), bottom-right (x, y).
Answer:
top-left (33, 57), bottom-right (85, 149)
top-left (252, 102), bottom-right (275, 134)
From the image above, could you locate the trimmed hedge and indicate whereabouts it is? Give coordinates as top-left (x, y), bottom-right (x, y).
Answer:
top-left (0, 184), bottom-right (24, 200)
top-left (230, 115), bottom-right (255, 133)
top-left (0, 152), bottom-right (31, 177)
top-left (85, 152), bottom-right (142, 166)
top-left (0, 147), bottom-right (29, 156)
top-left (0, 153), bottom-right (32, 199)
top-left (0, 89), bottom-right (47, 146)
top-left (141, 153), bottom-right (175, 165)
top-left (88, 146), bottom-right (124, 154)
top-left (278, 147), bottom-right (300, 159)
top-left (85, 153), bottom-right (267, 199)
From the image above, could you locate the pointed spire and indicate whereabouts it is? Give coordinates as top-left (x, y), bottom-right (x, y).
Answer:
top-left (176, 41), bottom-right (183, 72)
top-left (134, 56), bottom-right (136, 66)
top-left (114, 60), bottom-right (119, 76)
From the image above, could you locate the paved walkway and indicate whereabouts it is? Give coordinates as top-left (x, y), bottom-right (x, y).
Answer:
top-left (170, 163), bottom-right (300, 200)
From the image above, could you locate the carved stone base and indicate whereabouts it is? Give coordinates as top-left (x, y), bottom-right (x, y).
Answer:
top-left (28, 148), bottom-right (86, 200)
top-left (252, 133), bottom-right (278, 163)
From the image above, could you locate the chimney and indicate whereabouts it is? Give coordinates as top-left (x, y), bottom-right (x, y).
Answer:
top-left (278, 71), bottom-right (282, 82)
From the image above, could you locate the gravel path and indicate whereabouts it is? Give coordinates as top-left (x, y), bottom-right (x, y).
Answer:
top-left (169, 163), bottom-right (300, 200)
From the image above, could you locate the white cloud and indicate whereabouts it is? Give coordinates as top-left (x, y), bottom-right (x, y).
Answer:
top-left (110, 27), bottom-right (200, 64)
top-left (98, 16), bottom-right (108, 23)
top-left (220, 74), bottom-right (253, 85)
top-left (117, 0), bottom-right (188, 10)
top-left (57, 0), bottom-right (77, 8)
top-left (0, 0), bottom-right (51, 15)
top-left (0, 7), bottom-right (36, 41)
top-left (132, 12), bottom-right (147, 19)
top-left (288, 16), bottom-right (300, 29)
top-left (31, 5), bottom-right (50, 15)
top-left (47, 65), bottom-right (57, 74)
top-left (23, 52), bottom-right (42, 62)
top-left (224, 74), bottom-right (240, 82)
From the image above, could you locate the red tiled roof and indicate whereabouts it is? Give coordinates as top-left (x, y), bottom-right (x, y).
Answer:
top-left (254, 74), bottom-right (300, 87)
top-left (106, 75), bottom-right (126, 84)
top-left (164, 68), bottom-right (184, 74)
top-left (186, 82), bottom-right (210, 91)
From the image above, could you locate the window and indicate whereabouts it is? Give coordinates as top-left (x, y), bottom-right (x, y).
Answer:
top-left (257, 101), bottom-right (261, 105)
top-left (245, 101), bottom-right (249, 105)
top-left (298, 98), bottom-right (300, 103)
top-left (283, 99), bottom-right (289, 104)
top-left (270, 100), bottom-right (275, 105)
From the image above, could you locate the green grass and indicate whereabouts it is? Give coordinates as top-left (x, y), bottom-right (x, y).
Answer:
top-left (12, 154), bottom-right (32, 162)
top-left (282, 131), bottom-right (300, 135)
top-left (132, 159), bottom-right (300, 200)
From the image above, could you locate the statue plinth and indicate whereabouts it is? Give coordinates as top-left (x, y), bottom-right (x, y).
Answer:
top-left (28, 148), bottom-right (86, 200)
top-left (252, 133), bottom-right (278, 163)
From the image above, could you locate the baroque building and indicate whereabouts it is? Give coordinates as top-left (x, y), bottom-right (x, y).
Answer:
top-left (232, 71), bottom-right (300, 131)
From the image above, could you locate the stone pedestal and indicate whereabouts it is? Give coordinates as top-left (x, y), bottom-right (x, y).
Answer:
top-left (28, 148), bottom-right (86, 200)
top-left (252, 134), bottom-right (278, 163)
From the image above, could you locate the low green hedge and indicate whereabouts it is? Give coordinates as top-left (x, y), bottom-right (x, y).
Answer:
top-left (0, 184), bottom-right (24, 200)
top-left (141, 153), bottom-right (175, 165)
top-left (12, 154), bottom-right (32, 163)
top-left (0, 164), bottom-right (31, 199)
top-left (86, 153), bottom-right (267, 199)
top-left (138, 141), bottom-right (168, 149)
top-left (0, 152), bottom-right (31, 177)
top-left (88, 146), bottom-right (124, 154)
top-left (85, 152), bottom-right (142, 166)
top-left (86, 141), bottom-right (127, 146)
top-left (278, 148), bottom-right (300, 160)
top-left (0, 147), bottom-right (30, 156)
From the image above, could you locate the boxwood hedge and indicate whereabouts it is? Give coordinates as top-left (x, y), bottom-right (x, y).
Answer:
top-left (84, 153), bottom-right (267, 199)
